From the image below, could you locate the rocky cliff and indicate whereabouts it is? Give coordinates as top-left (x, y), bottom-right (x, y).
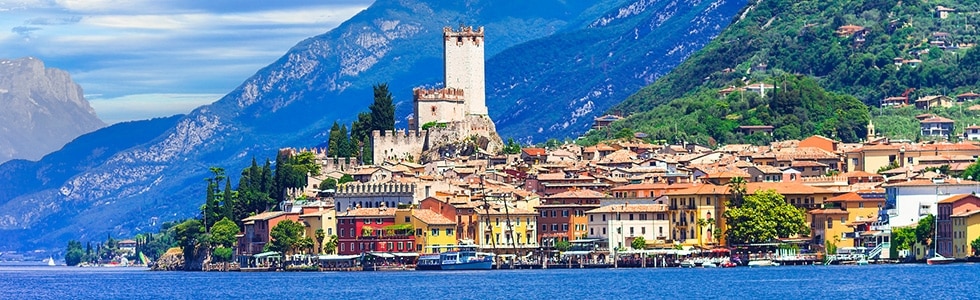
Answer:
top-left (0, 57), bottom-right (105, 163)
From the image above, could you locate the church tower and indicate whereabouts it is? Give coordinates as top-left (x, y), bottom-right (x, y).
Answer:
top-left (866, 119), bottom-right (876, 142)
top-left (443, 26), bottom-right (487, 115)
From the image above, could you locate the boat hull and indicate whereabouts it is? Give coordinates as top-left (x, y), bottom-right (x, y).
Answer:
top-left (927, 258), bottom-right (955, 265)
top-left (440, 260), bottom-right (493, 270)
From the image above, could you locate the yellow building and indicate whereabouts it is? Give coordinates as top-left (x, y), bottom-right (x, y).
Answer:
top-left (825, 192), bottom-right (884, 248)
top-left (951, 210), bottom-right (980, 258)
top-left (410, 209), bottom-right (457, 253)
top-left (298, 202), bottom-right (337, 254)
top-left (845, 143), bottom-right (980, 173)
top-left (809, 208), bottom-right (850, 251)
top-left (475, 204), bottom-right (538, 255)
top-left (665, 184), bottom-right (729, 247)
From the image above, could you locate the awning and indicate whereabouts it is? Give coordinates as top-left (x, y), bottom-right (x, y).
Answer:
top-left (563, 251), bottom-right (592, 256)
top-left (254, 251), bottom-right (280, 258)
top-left (318, 255), bottom-right (360, 260)
top-left (366, 252), bottom-right (395, 258)
top-left (392, 253), bottom-right (419, 257)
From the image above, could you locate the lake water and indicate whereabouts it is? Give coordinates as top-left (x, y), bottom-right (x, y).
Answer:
top-left (1, 264), bottom-right (977, 299)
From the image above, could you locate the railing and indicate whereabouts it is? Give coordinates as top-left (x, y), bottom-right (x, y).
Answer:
top-left (868, 242), bottom-right (888, 259)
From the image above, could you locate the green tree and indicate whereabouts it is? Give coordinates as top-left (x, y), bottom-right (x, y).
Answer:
top-left (210, 217), bottom-right (240, 248)
top-left (503, 138), bottom-right (522, 154)
top-left (297, 236), bottom-right (315, 254)
top-left (369, 83), bottom-right (395, 133)
top-left (727, 176), bottom-right (747, 207)
top-left (961, 158), bottom-right (980, 180)
top-left (327, 121), bottom-right (341, 157)
top-left (324, 235), bottom-right (339, 254)
top-left (269, 220), bottom-right (305, 255)
top-left (319, 178), bottom-right (337, 191)
top-left (631, 236), bottom-right (647, 250)
top-left (65, 240), bottom-right (84, 266)
top-left (212, 247), bottom-right (233, 263)
top-left (554, 239), bottom-right (571, 252)
top-left (338, 174), bottom-right (355, 185)
top-left (724, 190), bottom-right (809, 245)
top-left (314, 229), bottom-right (326, 254)
top-left (174, 219), bottom-right (204, 269)
top-left (915, 214), bottom-right (935, 246)
top-left (339, 124), bottom-right (352, 157)
top-left (971, 236), bottom-right (980, 256)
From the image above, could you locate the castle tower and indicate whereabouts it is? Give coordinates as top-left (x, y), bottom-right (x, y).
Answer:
top-left (443, 26), bottom-right (487, 115)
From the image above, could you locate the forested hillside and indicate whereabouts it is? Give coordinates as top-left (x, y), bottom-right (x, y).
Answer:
top-left (591, 0), bottom-right (980, 145)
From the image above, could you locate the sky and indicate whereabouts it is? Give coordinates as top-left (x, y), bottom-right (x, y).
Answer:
top-left (0, 0), bottom-right (373, 124)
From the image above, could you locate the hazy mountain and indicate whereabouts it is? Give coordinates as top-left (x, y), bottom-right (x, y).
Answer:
top-left (0, 0), bottom-right (747, 250)
top-left (0, 57), bottom-right (105, 163)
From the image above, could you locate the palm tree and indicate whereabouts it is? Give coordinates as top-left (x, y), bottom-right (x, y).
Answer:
top-left (706, 218), bottom-right (716, 244)
top-left (727, 176), bottom-right (747, 207)
top-left (697, 218), bottom-right (708, 247)
top-left (315, 229), bottom-right (325, 254)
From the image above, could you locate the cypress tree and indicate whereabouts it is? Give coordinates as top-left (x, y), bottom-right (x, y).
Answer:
top-left (327, 121), bottom-right (341, 157)
top-left (369, 83), bottom-right (395, 132)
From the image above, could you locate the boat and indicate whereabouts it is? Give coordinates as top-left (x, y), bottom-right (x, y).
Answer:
top-left (747, 259), bottom-right (776, 267)
top-left (47, 256), bottom-right (56, 266)
top-left (702, 261), bottom-right (718, 268)
top-left (414, 245), bottom-right (494, 270)
top-left (679, 260), bottom-right (696, 268)
top-left (926, 210), bottom-right (955, 265)
top-left (721, 261), bottom-right (737, 268)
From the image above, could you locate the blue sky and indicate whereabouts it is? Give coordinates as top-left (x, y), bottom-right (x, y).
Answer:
top-left (1, 0), bottom-right (373, 124)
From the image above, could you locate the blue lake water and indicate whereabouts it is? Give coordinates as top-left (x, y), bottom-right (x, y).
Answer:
top-left (1, 264), bottom-right (978, 299)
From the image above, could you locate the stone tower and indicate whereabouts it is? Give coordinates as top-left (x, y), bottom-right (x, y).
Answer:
top-left (866, 119), bottom-right (876, 141)
top-left (443, 26), bottom-right (487, 115)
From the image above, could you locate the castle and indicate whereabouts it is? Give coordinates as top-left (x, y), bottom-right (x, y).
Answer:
top-left (372, 26), bottom-right (503, 163)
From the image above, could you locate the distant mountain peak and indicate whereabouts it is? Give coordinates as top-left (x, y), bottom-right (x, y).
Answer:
top-left (0, 56), bottom-right (105, 163)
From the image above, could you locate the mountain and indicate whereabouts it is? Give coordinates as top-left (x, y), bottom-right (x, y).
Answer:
top-left (605, 0), bottom-right (980, 143)
top-left (488, 0), bottom-right (748, 141)
top-left (0, 57), bottom-right (105, 164)
top-left (0, 0), bottom-right (612, 250)
top-left (0, 0), bottom-right (749, 250)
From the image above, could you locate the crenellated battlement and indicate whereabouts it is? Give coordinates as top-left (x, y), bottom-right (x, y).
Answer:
top-left (444, 26), bottom-right (484, 45)
top-left (336, 181), bottom-right (416, 196)
top-left (414, 87), bottom-right (465, 102)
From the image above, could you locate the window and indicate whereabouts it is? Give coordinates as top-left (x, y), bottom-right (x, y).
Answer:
top-left (364, 219), bottom-right (371, 224)
top-left (340, 229), bottom-right (344, 237)
top-left (432, 229), bottom-right (439, 236)
top-left (542, 224), bottom-right (548, 231)
top-left (591, 228), bottom-right (594, 235)
top-left (376, 218), bottom-right (383, 224)
top-left (642, 227), bottom-right (646, 235)
top-left (551, 211), bottom-right (556, 217)
top-left (841, 217), bottom-right (846, 224)
top-left (350, 228), bottom-right (355, 237)
top-left (446, 228), bottom-right (454, 236)
top-left (640, 213), bottom-right (647, 221)
top-left (328, 228), bottom-right (333, 235)
top-left (404, 216), bottom-right (411, 223)
top-left (496, 218), bottom-right (500, 226)
top-left (552, 224), bottom-right (558, 231)
top-left (398, 242), bottom-right (403, 251)
top-left (629, 214), bottom-right (634, 221)
top-left (859, 202), bottom-right (864, 208)
top-left (563, 223), bottom-right (568, 231)
top-left (827, 219), bottom-right (833, 229)
top-left (603, 228), bottom-right (607, 235)
top-left (602, 214), bottom-right (606, 221)
top-left (590, 215), bottom-right (594, 222)
top-left (707, 198), bottom-right (712, 205)
top-left (541, 211), bottom-right (547, 218)
top-left (516, 218), bottom-right (521, 226)
top-left (416, 228), bottom-right (423, 236)
top-left (562, 210), bottom-right (569, 217)
top-left (340, 243), bottom-right (345, 252)
top-left (629, 227), bottom-right (634, 235)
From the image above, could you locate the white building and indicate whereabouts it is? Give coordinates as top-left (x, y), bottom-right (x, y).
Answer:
top-left (334, 182), bottom-right (416, 212)
top-left (586, 204), bottom-right (670, 252)
top-left (884, 179), bottom-right (979, 227)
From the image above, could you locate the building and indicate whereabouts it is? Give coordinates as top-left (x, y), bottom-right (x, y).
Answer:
top-left (809, 208), bottom-right (850, 251)
top-left (585, 203), bottom-right (669, 252)
top-left (536, 189), bottom-right (604, 248)
top-left (737, 125), bottom-right (774, 136)
top-left (665, 184), bottom-right (730, 246)
top-left (964, 125), bottom-right (980, 141)
top-left (474, 204), bottom-right (537, 255)
top-left (405, 208), bottom-right (456, 253)
top-left (592, 114), bottom-right (623, 130)
top-left (845, 143), bottom-right (980, 173)
top-left (951, 210), bottom-right (980, 258)
top-left (237, 211), bottom-right (300, 259)
top-left (336, 206), bottom-right (415, 255)
top-left (920, 116), bottom-right (954, 139)
top-left (334, 182), bottom-right (415, 212)
top-left (298, 201), bottom-right (337, 254)
top-left (936, 194), bottom-right (980, 258)
top-left (884, 179), bottom-right (979, 228)
top-left (526, 172), bottom-right (610, 196)
top-left (914, 96), bottom-right (953, 110)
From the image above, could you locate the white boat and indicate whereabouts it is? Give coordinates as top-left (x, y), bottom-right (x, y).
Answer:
top-left (747, 259), bottom-right (776, 267)
top-left (926, 211), bottom-right (955, 265)
top-left (702, 261), bottom-right (718, 268)
top-left (47, 256), bottom-right (56, 266)
top-left (926, 255), bottom-right (955, 265)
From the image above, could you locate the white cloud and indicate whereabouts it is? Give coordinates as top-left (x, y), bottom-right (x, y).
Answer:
top-left (89, 93), bottom-right (225, 124)
top-left (0, 1), bottom-right (373, 122)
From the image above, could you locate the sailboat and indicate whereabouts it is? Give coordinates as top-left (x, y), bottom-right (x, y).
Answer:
top-left (927, 214), bottom-right (955, 265)
top-left (47, 256), bottom-right (56, 266)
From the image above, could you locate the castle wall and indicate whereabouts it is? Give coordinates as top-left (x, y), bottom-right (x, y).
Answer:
top-left (334, 182), bottom-right (416, 211)
top-left (371, 129), bottom-right (426, 162)
top-left (413, 87), bottom-right (466, 130)
top-left (444, 26), bottom-right (487, 115)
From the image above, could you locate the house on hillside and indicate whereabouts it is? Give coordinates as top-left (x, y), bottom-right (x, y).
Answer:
top-left (737, 125), bottom-right (774, 136)
top-left (915, 95), bottom-right (953, 110)
top-left (965, 125), bottom-right (980, 141)
top-left (936, 6), bottom-right (956, 19)
top-left (957, 92), bottom-right (980, 102)
top-left (920, 116), bottom-right (955, 139)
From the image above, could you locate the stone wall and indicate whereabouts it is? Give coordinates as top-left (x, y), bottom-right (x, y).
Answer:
top-left (444, 26), bottom-right (487, 115)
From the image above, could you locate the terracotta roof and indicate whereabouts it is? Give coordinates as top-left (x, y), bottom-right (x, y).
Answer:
top-left (548, 189), bottom-right (609, 199)
top-left (243, 211), bottom-right (291, 221)
top-left (842, 170), bottom-right (881, 178)
top-left (790, 161), bottom-right (828, 168)
top-left (611, 183), bottom-right (692, 191)
top-left (952, 210), bottom-right (980, 218)
top-left (957, 92), bottom-right (980, 99)
top-left (809, 208), bottom-right (849, 215)
top-left (522, 148), bottom-right (547, 156)
top-left (586, 204), bottom-right (668, 214)
top-left (536, 172), bottom-right (595, 181)
top-left (340, 208), bottom-right (397, 217)
top-left (885, 179), bottom-right (980, 187)
top-left (826, 192), bottom-right (866, 202)
top-left (745, 181), bottom-right (834, 195)
top-left (705, 170), bottom-right (751, 179)
top-left (938, 194), bottom-right (978, 204)
top-left (413, 209), bottom-right (455, 225)
top-left (921, 116), bottom-right (954, 124)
